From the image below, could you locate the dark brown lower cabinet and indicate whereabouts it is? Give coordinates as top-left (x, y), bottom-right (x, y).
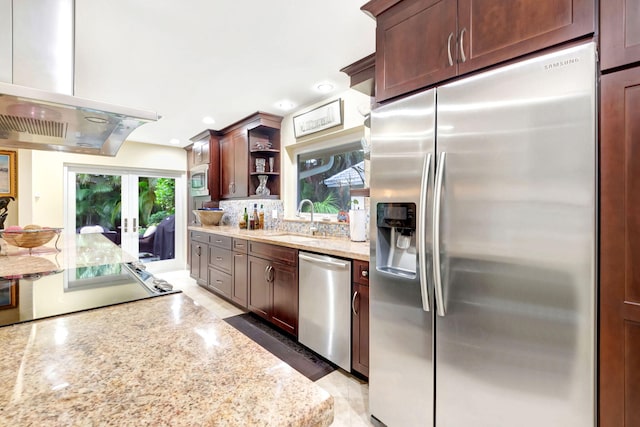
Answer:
top-left (270, 262), bottom-right (298, 336)
top-left (600, 66), bottom-right (640, 427)
top-left (248, 256), bottom-right (271, 319)
top-left (231, 238), bottom-right (248, 307)
top-left (208, 267), bottom-right (232, 297)
top-left (232, 252), bottom-right (248, 307)
top-left (352, 260), bottom-right (370, 378)
top-left (247, 242), bottom-right (298, 337)
top-left (189, 231), bottom-right (209, 286)
top-left (207, 235), bottom-right (233, 299)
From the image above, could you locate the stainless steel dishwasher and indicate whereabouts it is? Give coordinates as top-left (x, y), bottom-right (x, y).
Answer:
top-left (298, 251), bottom-right (352, 371)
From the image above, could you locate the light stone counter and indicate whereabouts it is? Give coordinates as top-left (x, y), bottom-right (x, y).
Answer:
top-left (0, 293), bottom-right (334, 426)
top-left (189, 225), bottom-right (370, 261)
top-left (0, 233), bottom-right (137, 278)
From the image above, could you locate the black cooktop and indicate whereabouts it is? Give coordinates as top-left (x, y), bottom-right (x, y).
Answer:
top-left (0, 262), bottom-right (179, 327)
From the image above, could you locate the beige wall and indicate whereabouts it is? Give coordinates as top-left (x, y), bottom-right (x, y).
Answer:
top-left (281, 89), bottom-right (372, 217)
top-left (4, 140), bottom-right (186, 228)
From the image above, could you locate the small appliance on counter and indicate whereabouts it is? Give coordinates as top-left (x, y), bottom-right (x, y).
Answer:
top-left (349, 209), bottom-right (367, 242)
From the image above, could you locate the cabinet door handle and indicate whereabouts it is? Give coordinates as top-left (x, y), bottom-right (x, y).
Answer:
top-left (196, 246), bottom-right (201, 256)
top-left (447, 32), bottom-right (454, 66)
top-left (268, 265), bottom-right (275, 282)
top-left (264, 265), bottom-right (270, 283)
top-left (361, 269), bottom-right (368, 278)
top-left (459, 28), bottom-right (467, 63)
top-left (352, 291), bottom-right (359, 316)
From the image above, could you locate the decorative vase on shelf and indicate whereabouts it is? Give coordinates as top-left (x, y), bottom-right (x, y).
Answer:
top-left (256, 175), bottom-right (271, 196)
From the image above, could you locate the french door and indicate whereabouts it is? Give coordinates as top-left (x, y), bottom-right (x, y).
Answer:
top-left (65, 165), bottom-right (185, 271)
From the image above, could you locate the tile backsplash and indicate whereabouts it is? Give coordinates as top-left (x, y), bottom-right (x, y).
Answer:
top-left (218, 199), bottom-right (284, 229)
top-left (204, 198), bottom-right (369, 240)
top-left (282, 218), bottom-right (351, 239)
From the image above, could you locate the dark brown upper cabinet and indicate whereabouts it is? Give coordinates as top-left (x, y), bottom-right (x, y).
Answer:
top-left (362, 0), bottom-right (595, 102)
top-left (218, 112), bottom-right (282, 200)
top-left (601, 0), bottom-right (640, 71)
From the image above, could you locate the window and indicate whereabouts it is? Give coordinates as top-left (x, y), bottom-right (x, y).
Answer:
top-left (297, 141), bottom-right (364, 215)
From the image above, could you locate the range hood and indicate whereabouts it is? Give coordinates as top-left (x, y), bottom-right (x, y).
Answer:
top-left (0, 81), bottom-right (159, 156)
top-left (0, 0), bottom-right (159, 156)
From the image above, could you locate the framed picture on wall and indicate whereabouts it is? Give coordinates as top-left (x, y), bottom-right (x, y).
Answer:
top-left (0, 280), bottom-right (18, 310)
top-left (0, 150), bottom-right (17, 198)
top-left (293, 98), bottom-right (343, 138)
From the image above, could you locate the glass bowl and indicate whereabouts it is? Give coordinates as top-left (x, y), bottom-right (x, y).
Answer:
top-left (0, 227), bottom-right (63, 249)
top-left (193, 209), bottom-right (224, 226)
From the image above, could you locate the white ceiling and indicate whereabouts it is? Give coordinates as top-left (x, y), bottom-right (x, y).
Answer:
top-left (73, 1), bottom-right (376, 148)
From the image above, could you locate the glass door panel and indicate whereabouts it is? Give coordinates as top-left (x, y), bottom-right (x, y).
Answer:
top-left (131, 175), bottom-right (176, 264)
top-left (74, 172), bottom-right (122, 244)
top-left (67, 167), bottom-right (180, 269)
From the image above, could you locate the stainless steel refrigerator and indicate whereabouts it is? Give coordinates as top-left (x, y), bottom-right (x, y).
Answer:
top-left (369, 42), bottom-right (596, 427)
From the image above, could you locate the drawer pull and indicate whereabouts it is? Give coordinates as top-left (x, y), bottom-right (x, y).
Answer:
top-left (216, 257), bottom-right (223, 261)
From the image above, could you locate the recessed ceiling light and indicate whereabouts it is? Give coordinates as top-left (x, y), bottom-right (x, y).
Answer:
top-left (316, 82), bottom-right (335, 93)
top-left (169, 138), bottom-right (180, 145)
top-left (202, 116), bottom-right (216, 125)
top-left (275, 100), bottom-right (295, 111)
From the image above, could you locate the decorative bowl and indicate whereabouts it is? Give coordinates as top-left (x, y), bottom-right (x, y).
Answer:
top-left (193, 209), bottom-right (224, 226)
top-left (0, 227), bottom-right (63, 249)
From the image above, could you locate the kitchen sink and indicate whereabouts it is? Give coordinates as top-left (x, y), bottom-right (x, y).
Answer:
top-left (267, 234), bottom-right (321, 243)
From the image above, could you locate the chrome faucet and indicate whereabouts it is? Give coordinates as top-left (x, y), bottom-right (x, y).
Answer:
top-left (297, 199), bottom-right (318, 235)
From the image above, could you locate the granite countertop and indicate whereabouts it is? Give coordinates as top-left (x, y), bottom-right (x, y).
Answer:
top-left (0, 233), bottom-right (138, 278)
top-left (0, 293), bottom-right (334, 426)
top-left (188, 225), bottom-right (370, 261)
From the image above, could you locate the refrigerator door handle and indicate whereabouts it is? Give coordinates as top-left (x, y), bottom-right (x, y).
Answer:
top-left (433, 151), bottom-right (446, 317)
top-left (418, 153), bottom-right (432, 312)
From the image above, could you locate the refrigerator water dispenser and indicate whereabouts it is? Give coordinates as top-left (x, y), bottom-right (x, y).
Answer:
top-left (376, 203), bottom-right (417, 279)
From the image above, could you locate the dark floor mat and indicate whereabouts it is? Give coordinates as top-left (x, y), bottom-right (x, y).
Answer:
top-left (224, 312), bottom-right (336, 381)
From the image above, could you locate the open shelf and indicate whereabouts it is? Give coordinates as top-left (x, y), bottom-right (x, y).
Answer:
top-left (250, 149), bottom-right (280, 154)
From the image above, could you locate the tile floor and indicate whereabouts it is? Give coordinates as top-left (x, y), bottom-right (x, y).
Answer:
top-left (156, 270), bottom-right (372, 427)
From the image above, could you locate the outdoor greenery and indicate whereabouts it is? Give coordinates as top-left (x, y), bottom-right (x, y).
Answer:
top-left (298, 144), bottom-right (364, 214)
top-left (75, 174), bottom-right (175, 233)
top-left (75, 174), bottom-right (122, 230)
